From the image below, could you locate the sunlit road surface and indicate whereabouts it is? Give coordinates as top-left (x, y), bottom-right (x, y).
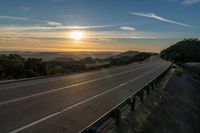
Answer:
top-left (0, 56), bottom-right (170, 133)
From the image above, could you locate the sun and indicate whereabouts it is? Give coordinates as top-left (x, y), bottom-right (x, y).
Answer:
top-left (70, 31), bottom-right (85, 40)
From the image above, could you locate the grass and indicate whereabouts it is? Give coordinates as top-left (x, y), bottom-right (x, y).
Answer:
top-left (175, 67), bottom-right (184, 76)
top-left (193, 73), bottom-right (200, 80)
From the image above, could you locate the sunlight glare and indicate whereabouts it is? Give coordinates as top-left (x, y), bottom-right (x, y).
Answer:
top-left (70, 31), bottom-right (85, 40)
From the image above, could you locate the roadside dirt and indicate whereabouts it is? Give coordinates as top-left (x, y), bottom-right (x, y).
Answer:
top-left (104, 68), bottom-right (200, 133)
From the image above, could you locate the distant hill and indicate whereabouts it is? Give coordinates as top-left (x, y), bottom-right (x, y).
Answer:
top-left (51, 57), bottom-right (74, 62)
top-left (79, 57), bottom-right (95, 64)
top-left (160, 39), bottom-right (200, 63)
top-left (0, 51), bottom-right (119, 61)
top-left (109, 52), bottom-right (152, 65)
top-left (0, 51), bottom-right (152, 80)
top-left (111, 51), bottom-right (139, 59)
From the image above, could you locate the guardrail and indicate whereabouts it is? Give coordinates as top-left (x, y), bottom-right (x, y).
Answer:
top-left (80, 63), bottom-right (171, 133)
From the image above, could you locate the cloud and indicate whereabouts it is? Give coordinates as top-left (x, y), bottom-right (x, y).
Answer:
top-left (63, 25), bottom-right (114, 29)
top-left (0, 15), bottom-right (64, 27)
top-left (182, 0), bottom-right (200, 5)
top-left (66, 14), bottom-right (74, 18)
top-left (46, 21), bottom-right (63, 27)
top-left (0, 16), bottom-right (32, 21)
top-left (130, 12), bottom-right (191, 28)
top-left (0, 29), bottom-right (168, 40)
top-left (170, 0), bottom-right (200, 5)
top-left (120, 26), bottom-right (135, 31)
top-left (0, 15), bottom-right (119, 30)
top-left (21, 6), bottom-right (30, 11)
top-left (0, 25), bottom-right (118, 32)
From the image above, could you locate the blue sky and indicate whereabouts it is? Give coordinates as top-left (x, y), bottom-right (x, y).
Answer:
top-left (0, 0), bottom-right (199, 52)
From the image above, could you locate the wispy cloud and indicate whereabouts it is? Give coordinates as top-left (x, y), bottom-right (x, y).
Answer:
top-left (120, 26), bottom-right (135, 31)
top-left (0, 15), bottom-right (62, 26)
top-left (21, 6), bottom-right (30, 11)
top-left (170, 0), bottom-right (200, 5)
top-left (46, 21), bottom-right (63, 27)
top-left (182, 0), bottom-right (200, 5)
top-left (0, 30), bottom-right (171, 40)
top-left (129, 12), bottom-right (191, 28)
top-left (0, 25), bottom-right (117, 32)
top-left (0, 16), bottom-right (32, 21)
top-left (0, 15), bottom-right (118, 30)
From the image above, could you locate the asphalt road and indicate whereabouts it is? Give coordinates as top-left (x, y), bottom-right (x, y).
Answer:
top-left (0, 56), bottom-right (170, 133)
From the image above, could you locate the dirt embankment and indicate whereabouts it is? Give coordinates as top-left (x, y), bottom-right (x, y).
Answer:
top-left (105, 67), bottom-right (200, 133)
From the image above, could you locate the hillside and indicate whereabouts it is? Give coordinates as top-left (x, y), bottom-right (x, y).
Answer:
top-left (160, 39), bottom-right (200, 63)
top-left (111, 51), bottom-right (139, 59)
top-left (109, 52), bottom-right (152, 65)
top-left (106, 68), bottom-right (200, 133)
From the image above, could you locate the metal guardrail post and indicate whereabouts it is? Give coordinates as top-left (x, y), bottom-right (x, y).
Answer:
top-left (155, 79), bottom-right (158, 87)
top-left (152, 82), bottom-right (156, 90)
top-left (146, 86), bottom-right (150, 95)
top-left (140, 90), bottom-right (144, 102)
top-left (112, 108), bottom-right (121, 128)
top-left (83, 127), bottom-right (97, 133)
top-left (130, 96), bottom-right (136, 112)
top-left (149, 82), bottom-right (153, 91)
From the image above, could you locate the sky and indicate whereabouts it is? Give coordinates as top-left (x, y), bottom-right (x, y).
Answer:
top-left (0, 0), bottom-right (199, 52)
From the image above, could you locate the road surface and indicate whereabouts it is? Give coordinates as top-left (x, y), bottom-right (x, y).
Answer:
top-left (0, 56), bottom-right (170, 133)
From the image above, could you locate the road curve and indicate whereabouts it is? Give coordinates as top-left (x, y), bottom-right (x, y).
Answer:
top-left (0, 56), bottom-right (170, 133)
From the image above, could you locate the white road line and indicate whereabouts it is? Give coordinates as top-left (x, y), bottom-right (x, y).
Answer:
top-left (0, 63), bottom-right (159, 106)
top-left (10, 64), bottom-right (167, 133)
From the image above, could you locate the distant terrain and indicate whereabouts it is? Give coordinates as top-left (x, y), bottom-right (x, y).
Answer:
top-left (0, 51), bottom-right (152, 81)
top-left (0, 51), bottom-right (120, 61)
top-left (111, 51), bottom-right (139, 59)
